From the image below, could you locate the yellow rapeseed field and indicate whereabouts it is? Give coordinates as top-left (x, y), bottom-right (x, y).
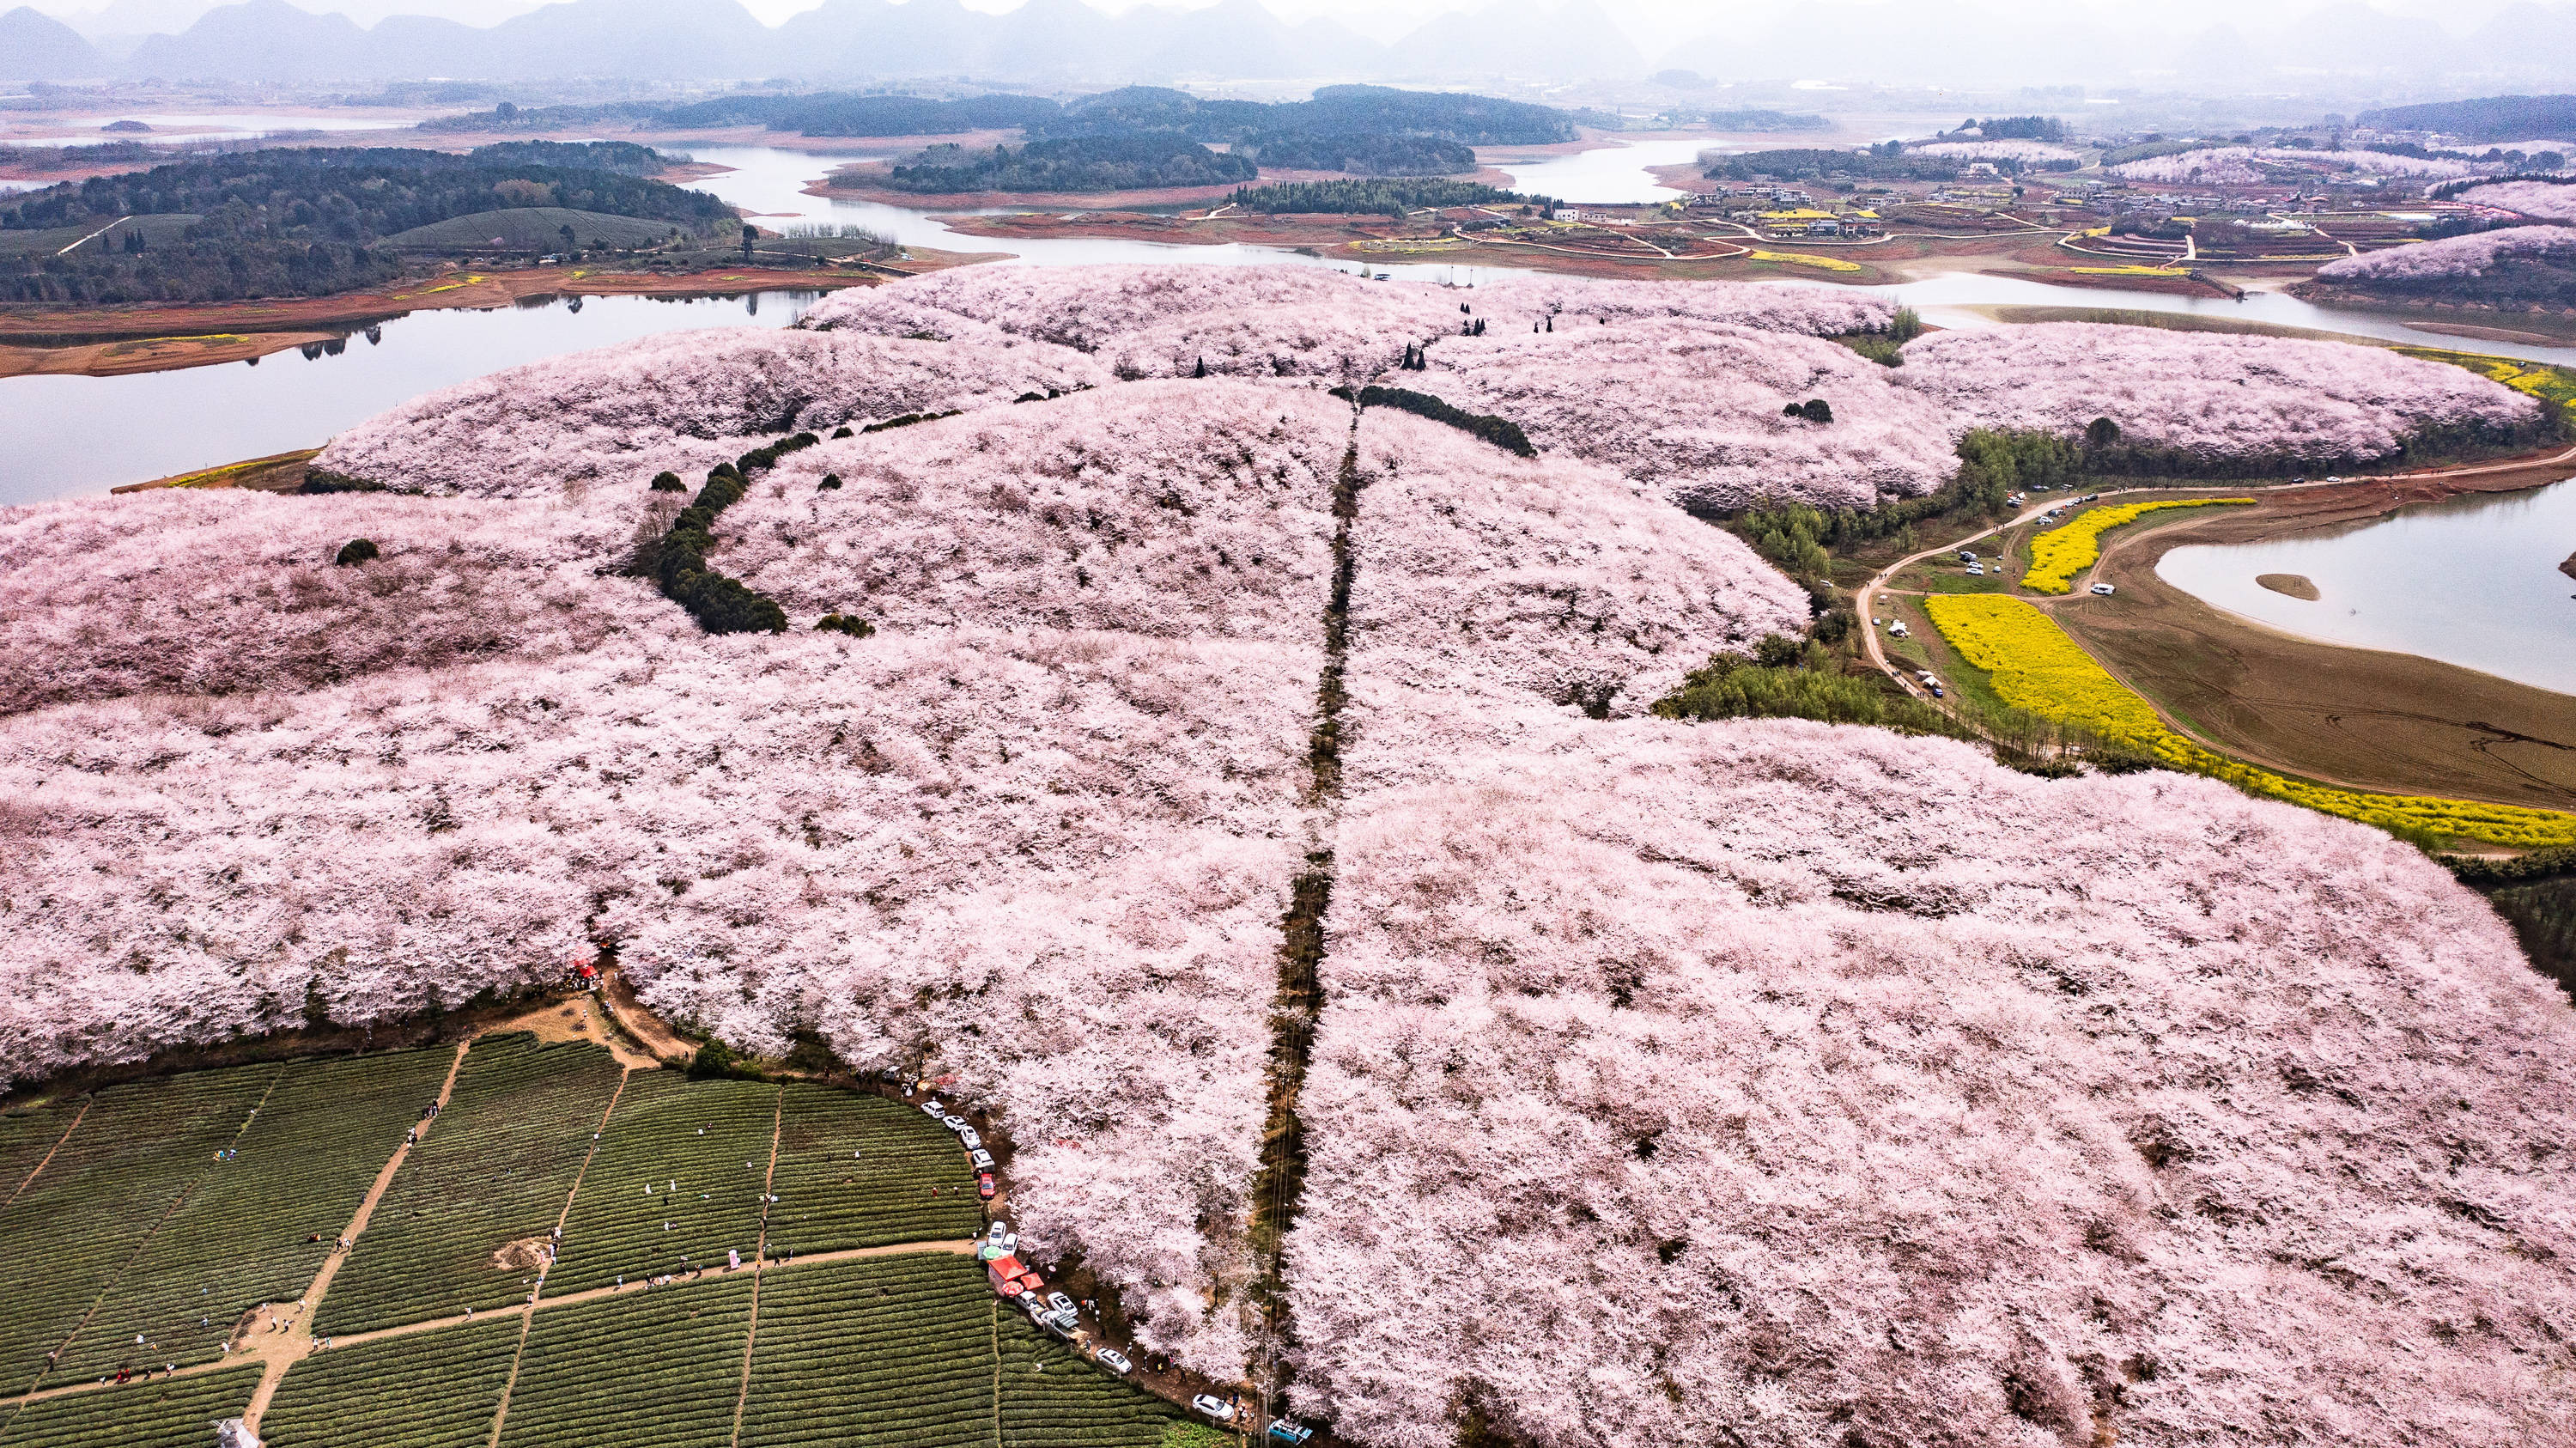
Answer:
top-left (1747, 250), bottom-right (1863, 272)
top-left (1923, 594), bottom-right (2576, 849)
top-left (2022, 498), bottom-right (2252, 593)
top-left (2401, 348), bottom-right (2576, 426)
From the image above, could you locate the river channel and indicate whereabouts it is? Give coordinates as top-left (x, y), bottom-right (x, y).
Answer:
top-left (7, 140), bottom-right (2576, 508)
top-left (2155, 479), bottom-right (2576, 696)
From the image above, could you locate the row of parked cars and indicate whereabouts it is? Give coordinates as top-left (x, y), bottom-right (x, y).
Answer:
top-left (921, 1089), bottom-right (1316, 1444)
top-left (919, 1096), bottom-right (999, 1199)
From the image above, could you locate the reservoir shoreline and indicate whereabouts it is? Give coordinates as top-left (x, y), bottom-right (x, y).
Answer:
top-left (2055, 465), bottom-right (2576, 815)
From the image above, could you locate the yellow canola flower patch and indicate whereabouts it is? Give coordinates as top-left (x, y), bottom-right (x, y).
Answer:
top-left (2403, 348), bottom-right (2576, 426)
top-left (2022, 498), bottom-right (2252, 593)
top-left (1923, 594), bottom-right (2576, 849)
top-left (1747, 250), bottom-right (1862, 271)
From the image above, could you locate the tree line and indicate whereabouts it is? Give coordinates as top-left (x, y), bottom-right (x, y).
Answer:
top-left (1224, 178), bottom-right (1530, 217)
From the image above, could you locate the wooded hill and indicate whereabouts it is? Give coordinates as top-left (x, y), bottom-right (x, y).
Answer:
top-left (2359, 94), bottom-right (2576, 143)
top-left (0, 143), bottom-right (732, 305)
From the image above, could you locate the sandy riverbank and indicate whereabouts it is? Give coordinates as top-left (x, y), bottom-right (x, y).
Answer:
top-left (2057, 462), bottom-right (2576, 814)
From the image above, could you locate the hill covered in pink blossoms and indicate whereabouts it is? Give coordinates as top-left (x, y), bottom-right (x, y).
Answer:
top-left (2450, 179), bottom-right (2576, 222)
top-left (2319, 226), bottom-right (2576, 281)
top-left (3, 265), bottom-right (2571, 1448)
top-left (1292, 703), bottom-right (2576, 1448)
top-left (1893, 323), bottom-right (2539, 467)
top-left (2309, 226), bottom-right (2576, 312)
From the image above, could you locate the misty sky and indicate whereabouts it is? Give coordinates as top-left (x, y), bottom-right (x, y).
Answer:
top-left (27, 0), bottom-right (2560, 50)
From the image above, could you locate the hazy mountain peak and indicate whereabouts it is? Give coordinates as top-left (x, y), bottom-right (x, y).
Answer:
top-left (0, 3), bottom-right (111, 77)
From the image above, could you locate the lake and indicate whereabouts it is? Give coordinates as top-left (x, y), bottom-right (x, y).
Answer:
top-left (1483, 137), bottom-right (1716, 204)
top-left (2156, 479), bottom-right (2576, 696)
top-left (9, 140), bottom-right (2576, 506)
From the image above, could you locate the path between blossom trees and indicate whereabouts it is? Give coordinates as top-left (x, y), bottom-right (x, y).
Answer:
top-left (1244, 423), bottom-right (1361, 1429)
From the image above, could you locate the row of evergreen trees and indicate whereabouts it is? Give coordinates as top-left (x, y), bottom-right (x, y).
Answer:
top-left (629, 435), bottom-right (830, 635)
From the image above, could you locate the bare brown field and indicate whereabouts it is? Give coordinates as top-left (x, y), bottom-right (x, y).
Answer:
top-left (108, 447), bottom-right (319, 495)
top-left (0, 329), bottom-right (343, 377)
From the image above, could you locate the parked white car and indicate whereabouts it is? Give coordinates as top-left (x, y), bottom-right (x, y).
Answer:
top-left (1095, 1348), bottom-right (1132, 1376)
top-left (2091, 583), bottom-right (2116, 597)
top-left (970, 1148), bottom-right (995, 1170)
top-left (957, 1128), bottom-right (982, 1150)
top-left (1193, 1396), bottom-right (1238, 1423)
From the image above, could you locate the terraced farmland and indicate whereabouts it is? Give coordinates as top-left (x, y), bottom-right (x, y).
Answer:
top-left (499, 1272), bottom-right (755, 1448)
top-left (0, 1066), bottom-right (277, 1385)
top-left (762, 1086), bottom-right (983, 1256)
top-left (321, 1036), bottom-right (625, 1334)
top-left (550, 1073), bottom-right (777, 1292)
top-left (0, 1362), bottom-right (258, 1448)
top-left (996, 1319), bottom-right (1174, 1448)
top-left (55, 1049), bottom-right (459, 1380)
top-left (2, 1040), bottom-right (1184, 1448)
top-left (0, 1104), bottom-right (81, 1205)
top-left (261, 1317), bottom-right (519, 1448)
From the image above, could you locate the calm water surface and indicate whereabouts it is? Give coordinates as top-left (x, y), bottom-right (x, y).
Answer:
top-left (1485, 137), bottom-right (1715, 204)
top-left (0, 291), bottom-right (819, 508)
top-left (2156, 479), bottom-right (2576, 695)
top-left (10, 141), bottom-right (2576, 505)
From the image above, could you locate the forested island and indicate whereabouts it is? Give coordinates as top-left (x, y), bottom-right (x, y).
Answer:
top-left (0, 143), bottom-right (733, 305)
top-left (1224, 178), bottom-right (1531, 216)
top-left (884, 135), bottom-right (1258, 194)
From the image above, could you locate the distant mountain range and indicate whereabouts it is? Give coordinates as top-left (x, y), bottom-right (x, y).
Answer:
top-left (6, 0), bottom-right (2576, 94)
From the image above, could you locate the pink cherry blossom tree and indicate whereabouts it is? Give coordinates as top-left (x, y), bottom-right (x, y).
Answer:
top-left (1894, 322), bottom-right (2538, 464)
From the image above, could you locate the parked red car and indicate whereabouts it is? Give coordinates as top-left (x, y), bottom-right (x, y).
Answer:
top-left (977, 1172), bottom-right (998, 1200)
